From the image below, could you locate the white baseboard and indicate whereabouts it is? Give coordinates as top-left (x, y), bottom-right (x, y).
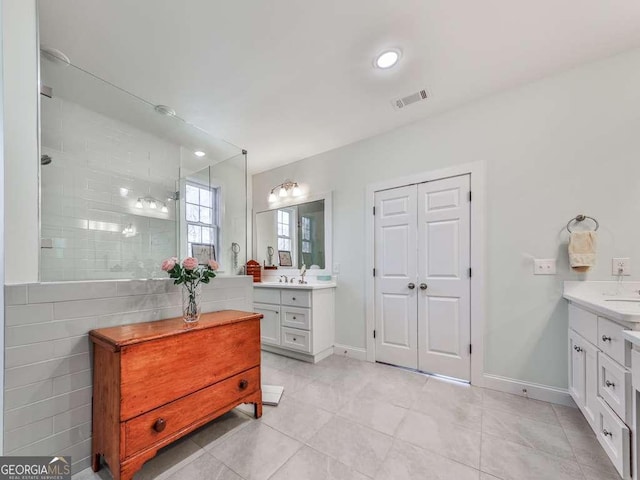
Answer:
top-left (333, 344), bottom-right (367, 361)
top-left (483, 374), bottom-right (574, 407)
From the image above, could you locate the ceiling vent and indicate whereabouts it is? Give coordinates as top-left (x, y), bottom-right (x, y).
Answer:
top-left (391, 89), bottom-right (429, 111)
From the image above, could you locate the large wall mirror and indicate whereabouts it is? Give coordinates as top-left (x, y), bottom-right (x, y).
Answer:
top-left (254, 194), bottom-right (332, 272)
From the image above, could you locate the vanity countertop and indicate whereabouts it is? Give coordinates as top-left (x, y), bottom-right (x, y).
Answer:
top-left (623, 330), bottom-right (640, 348)
top-left (254, 282), bottom-right (336, 290)
top-left (564, 281), bottom-right (640, 323)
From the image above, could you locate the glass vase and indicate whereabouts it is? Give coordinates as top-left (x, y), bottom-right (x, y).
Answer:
top-left (182, 284), bottom-right (202, 325)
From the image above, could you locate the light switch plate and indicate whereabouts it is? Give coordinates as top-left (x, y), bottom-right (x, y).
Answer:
top-left (534, 259), bottom-right (556, 275)
top-left (612, 258), bottom-right (631, 276)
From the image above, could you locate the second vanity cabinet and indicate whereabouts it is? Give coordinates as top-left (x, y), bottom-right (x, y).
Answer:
top-left (254, 284), bottom-right (335, 363)
top-left (568, 303), bottom-right (632, 479)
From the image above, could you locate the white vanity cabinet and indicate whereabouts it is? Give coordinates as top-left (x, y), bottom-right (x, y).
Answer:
top-left (568, 303), bottom-right (632, 479)
top-left (254, 284), bottom-right (335, 363)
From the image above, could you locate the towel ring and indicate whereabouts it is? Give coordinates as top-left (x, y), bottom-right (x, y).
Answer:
top-left (566, 214), bottom-right (599, 233)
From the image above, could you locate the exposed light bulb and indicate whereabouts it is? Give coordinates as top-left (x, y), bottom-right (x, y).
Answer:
top-left (292, 184), bottom-right (301, 197)
top-left (161, 204), bottom-right (168, 213)
top-left (268, 192), bottom-right (277, 202)
top-left (135, 199), bottom-right (143, 208)
top-left (149, 200), bottom-right (157, 209)
top-left (279, 187), bottom-right (288, 197)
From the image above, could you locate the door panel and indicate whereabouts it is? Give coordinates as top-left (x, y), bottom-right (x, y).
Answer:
top-left (418, 175), bottom-right (471, 380)
top-left (374, 186), bottom-right (418, 369)
top-left (426, 296), bottom-right (460, 355)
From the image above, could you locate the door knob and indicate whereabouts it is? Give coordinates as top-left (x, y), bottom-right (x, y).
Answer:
top-left (605, 380), bottom-right (615, 388)
top-left (602, 335), bottom-right (612, 342)
top-left (408, 283), bottom-right (416, 290)
top-left (419, 283), bottom-right (428, 290)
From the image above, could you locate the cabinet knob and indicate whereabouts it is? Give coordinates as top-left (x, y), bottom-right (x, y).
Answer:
top-left (603, 429), bottom-right (613, 437)
top-left (574, 345), bottom-right (583, 352)
top-left (420, 283), bottom-right (428, 290)
top-left (292, 297), bottom-right (296, 301)
top-left (408, 283), bottom-right (416, 290)
top-left (605, 380), bottom-right (615, 388)
top-left (239, 379), bottom-right (249, 390)
top-left (293, 316), bottom-right (297, 320)
top-left (602, 335), bottom-right (612, 342)
top-left (293, 337), bottom-right (297, 341)
top-left (153, 418), bottom-right (166, 433)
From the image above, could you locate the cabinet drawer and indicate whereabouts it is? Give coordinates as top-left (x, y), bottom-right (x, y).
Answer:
top-left (282, 306), bottom-right (311, 330)
top-left (598, 317), bottom-right (631, 367)
top-left (281, 327), bottom-right (311, 352)
top-left (120, 320), bottom-right (260, 420)
top-left (569, 304), bottom-right (597, 344)
top-left (281, 290), bottom-right (310, 308)
top-left (124, 367), bottom-right (260, 457)
top-left (254, 288), bottom-right (281, 304)
top-left (597, 352), bottom-right (631, 425)
top-left (632, 349), bottom-right (640, 389)
top-left (596, 397), bottom-right (631, 479)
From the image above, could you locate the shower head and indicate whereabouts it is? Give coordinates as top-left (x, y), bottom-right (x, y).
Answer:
top-left (40, 46), bottom-right (71, 67)
top-left (41, 155), bottom-right (52, 166)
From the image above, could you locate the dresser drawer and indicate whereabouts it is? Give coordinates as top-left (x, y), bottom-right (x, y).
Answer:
top-left (282, 306), bottom-right (311, 330)
top-left (597, 352), bottom-right (631, 424)
top-left (596, 397), bottom-right (631, 479)
top-left (281, 290), bottom-right (310, 308)
top-left (281, 327), bottom-right (311, 352)
top-left (124, 367), bottom-right (260, 457)
top-left (569, 304), bottom-right (597, 345)
top-left (598, 317), bottom-right (631, 368)
top-left (254, 288), bottom-right (281, 304)
top-left (120, 319), bottom-right (260, 420)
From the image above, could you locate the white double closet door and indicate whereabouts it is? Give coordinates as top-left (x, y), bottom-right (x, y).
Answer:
top-left (374, 174), bottom-right (471, 381)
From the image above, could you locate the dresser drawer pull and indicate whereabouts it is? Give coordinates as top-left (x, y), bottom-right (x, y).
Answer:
top-left (602, 335), bottom-right (612, 342)
top-left (239, 379), bottom-right (249, 390)
top-left (605, 380), bottom-right (616, 388)
top-left (153, 418), bottom-right (166, 433)
top-left (603, 429), bottom-right (613, 437)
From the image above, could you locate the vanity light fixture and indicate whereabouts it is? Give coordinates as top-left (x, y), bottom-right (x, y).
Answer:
top-left (268, 179), bottom-right (302, 202)
top-left (375, 49), bottom-right (401, 69)
top-left (121, 223), bottom-right (135, 237)
top-left (194, 151), bottom-right (206, 157)
top-left (135, 196), bottom-right (169, 212)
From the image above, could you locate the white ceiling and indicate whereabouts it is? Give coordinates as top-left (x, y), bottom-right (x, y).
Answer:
top-left (38, 0), bottom-right (640, 173)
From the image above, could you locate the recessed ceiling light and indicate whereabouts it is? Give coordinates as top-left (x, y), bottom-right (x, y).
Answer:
top-left (194, 151), bottom-right (206, 157)
top-left (375, 49), bottom-right (401, 69)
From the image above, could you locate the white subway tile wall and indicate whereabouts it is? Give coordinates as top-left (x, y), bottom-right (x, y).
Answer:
top-left (4, 276), bottom-right (253, 473)
top-left (40, 95), bottom-right (180, 281)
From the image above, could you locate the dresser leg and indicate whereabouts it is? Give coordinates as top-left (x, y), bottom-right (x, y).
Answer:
top-left (91, 453), bottom-right (101, 472)
top-left (254, 401), bottom-right (263, 418)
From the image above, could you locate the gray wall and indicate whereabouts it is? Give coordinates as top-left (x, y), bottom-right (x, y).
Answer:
top-left (252, 48), bottom-right (640, 390)
top-left (4, 276), bottom-right (253, 473)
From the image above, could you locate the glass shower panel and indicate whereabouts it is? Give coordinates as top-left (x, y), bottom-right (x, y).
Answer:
top-left (39, 57), bottom-right (244, 281)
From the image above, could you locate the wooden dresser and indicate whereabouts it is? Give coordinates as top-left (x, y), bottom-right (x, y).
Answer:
top-left (89, 310), bottom-right (263, 480)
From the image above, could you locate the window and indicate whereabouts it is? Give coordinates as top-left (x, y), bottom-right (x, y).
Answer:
top-left (301, 216), bottom-right (311, 254)
top-left (186, 183), bottom-right (219, 260)
top-left (277, 209), bottom-right (293, 254)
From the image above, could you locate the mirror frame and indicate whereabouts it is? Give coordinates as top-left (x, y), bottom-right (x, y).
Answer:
top-left (253, 191), bottom-right (332, 275)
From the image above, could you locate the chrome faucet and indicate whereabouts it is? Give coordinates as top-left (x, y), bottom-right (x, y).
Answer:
top-left (290, 277), bottom-right (296, 284)
top-left (299, 264), bottom-right (308, 284)
top-left (279, 275), bottom-right (288, 283)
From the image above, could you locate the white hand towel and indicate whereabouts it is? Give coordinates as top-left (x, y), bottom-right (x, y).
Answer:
top-left (569, 231), bottom-right (597, 270)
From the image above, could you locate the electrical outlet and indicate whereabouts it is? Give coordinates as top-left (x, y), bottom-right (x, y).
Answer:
top-left (534, 259), bottom-right (556, 275)
top-left (612, 258), bottom-right (631, 276)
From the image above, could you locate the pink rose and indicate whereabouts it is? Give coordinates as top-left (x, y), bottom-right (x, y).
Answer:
top-left (161, 258), bottom-right (176, 271)
top-left (208, 259), bottom-right (219, 271)
top-left (182, 257), bottom-right (198, 271)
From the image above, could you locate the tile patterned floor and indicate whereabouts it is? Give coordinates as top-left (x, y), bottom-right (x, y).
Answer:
top-left (74, 352), bottom-right (621, 480)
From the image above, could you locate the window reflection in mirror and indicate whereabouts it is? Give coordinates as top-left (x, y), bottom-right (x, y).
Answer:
top-left (255, 200), bottom-right (325, 269)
